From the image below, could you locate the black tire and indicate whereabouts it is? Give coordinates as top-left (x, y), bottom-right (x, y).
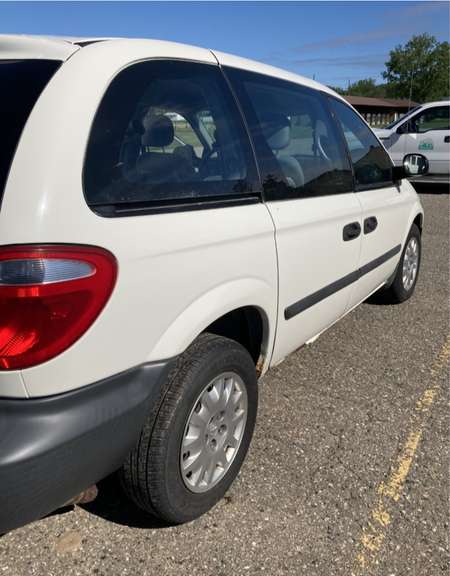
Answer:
top-left (120, 333), bottom-right (258, 524)
top-left (383, 223), bottom-right (421, 303)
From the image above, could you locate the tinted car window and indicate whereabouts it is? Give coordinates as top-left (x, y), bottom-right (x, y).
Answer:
top-left (330, 98), bottom-right (393, 189)
top-left (225, 68), bottom-right (353, 200)
top-left (0, 59), bottom-right (61, 207)
top-left (84, 60), bottom-right (257, 212)
top-left (411, 106), bottom-right (450, 133)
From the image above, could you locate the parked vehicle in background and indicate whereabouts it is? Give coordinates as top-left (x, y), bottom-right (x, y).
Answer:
top-left (0, 35), bottom-right (425, 534)
top-left (374, 101), bottom-right (450, 183)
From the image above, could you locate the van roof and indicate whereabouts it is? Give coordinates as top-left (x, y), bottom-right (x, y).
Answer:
top-left (0, 34), bottom-right (114, 60)
top-left (0, 34), bottom-right (340, 98)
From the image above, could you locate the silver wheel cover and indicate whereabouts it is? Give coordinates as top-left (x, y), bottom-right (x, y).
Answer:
top-left (180, 372), bottom-right (248, 493)
top-left (402, 236), bottom-right (419, 291)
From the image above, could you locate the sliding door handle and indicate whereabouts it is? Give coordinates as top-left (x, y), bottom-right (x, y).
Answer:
top-left (444, 135), bottom-right (450, 143)
top-left (343, 221), bottom-right (361, 241)
top-left (364, 216), bottom-right (378, 234)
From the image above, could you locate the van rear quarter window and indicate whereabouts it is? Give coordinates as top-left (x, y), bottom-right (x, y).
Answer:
top-left (84, 60), bottom-right (258, 214)
top-left (0, 59), bottom-right (61, 207)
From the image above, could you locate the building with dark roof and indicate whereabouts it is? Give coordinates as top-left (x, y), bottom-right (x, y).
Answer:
top-left (344, 95), bottom-right (420, 127)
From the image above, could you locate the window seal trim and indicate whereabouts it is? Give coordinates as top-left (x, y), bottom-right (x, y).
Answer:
top-left (323, 92), bottom-right (357, 192)
top-left (89, 193), bottom-right (261, 218)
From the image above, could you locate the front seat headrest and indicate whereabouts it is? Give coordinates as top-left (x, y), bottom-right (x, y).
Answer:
top-left (260, 113), bottom-right (291, 150)
top-left (141, 115), bottom-right (174, 148)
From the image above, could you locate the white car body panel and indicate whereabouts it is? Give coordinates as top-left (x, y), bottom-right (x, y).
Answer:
top-left (266, 194), bottom-right (362, 365)
top-left (0, 35), bottom-right (424, 398)
top-left (349, 180), bottom-right (420, 307)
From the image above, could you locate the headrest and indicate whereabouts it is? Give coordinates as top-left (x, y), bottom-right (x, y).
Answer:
top-left (141, 115), bottom-right (174, 148)
top-left (260, 113), bottom-right (291, 150)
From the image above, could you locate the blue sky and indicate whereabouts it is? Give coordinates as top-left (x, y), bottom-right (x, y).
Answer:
top-left (0, 1), bottom-right (448, 88)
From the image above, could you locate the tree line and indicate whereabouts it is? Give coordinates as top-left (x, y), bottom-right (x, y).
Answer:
top-left (329, 34), bottom-right (449, 103)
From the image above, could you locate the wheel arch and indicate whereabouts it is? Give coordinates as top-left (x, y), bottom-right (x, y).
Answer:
top-left (203, 306), bottom-right (268, 372)
top-left (147, 278), bottom-right (275, 375)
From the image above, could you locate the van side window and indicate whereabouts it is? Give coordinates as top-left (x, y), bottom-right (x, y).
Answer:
top-left (411, 106), bottom-right (450, 133)
top-left (330, 97), bottom-right (393, 189)
top-left (225, 68), bottom-right (353, 200)
top-left (84, 61), bottom-right (258, 212)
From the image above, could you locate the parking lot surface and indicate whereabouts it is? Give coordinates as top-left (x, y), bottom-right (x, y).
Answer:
top-left (0, 189), bottom-right (448, 576)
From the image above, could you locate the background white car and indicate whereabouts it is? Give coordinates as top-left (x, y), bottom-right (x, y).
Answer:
top-left (374, 100), bottom-right (450, 183)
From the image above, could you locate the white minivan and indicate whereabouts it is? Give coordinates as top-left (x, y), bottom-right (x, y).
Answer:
top-left (0, 35), bottom-right (425, 533)
top-left (374, 100), bottom-right (450, 183)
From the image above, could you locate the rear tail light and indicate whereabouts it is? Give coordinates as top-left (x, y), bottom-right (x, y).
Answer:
top-left (0, 245), bottom-right (117, 370)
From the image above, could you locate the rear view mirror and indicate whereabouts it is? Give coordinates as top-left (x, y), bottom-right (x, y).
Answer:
top-left (403, 153), bottom-right (429, 176)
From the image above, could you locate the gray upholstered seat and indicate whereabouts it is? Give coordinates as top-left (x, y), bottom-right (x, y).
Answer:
top-left (260, 113), bottom-right (305, 188)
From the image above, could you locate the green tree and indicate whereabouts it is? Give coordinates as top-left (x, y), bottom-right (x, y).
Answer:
top-left (328, 79), bottom-right (387, 97)
top-left (383, 34), bottom-right (450, 102)
top-left (327, 84), bottom-right (347, 95)
top-left (346, 78), bottom-right (387, 98)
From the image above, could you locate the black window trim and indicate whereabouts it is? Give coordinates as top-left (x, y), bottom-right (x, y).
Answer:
top-left (326, 93), bottom-right (396, 193)
top-left (219, 65), bottom-right (265, 196)
top-left (83, 57), bottom-right (262, 218)
top-left (91, 192), bottom-right (261, 218)
top-left (323, 92), bottom-right (357, 193)
top-left (222, 65), bottom-right (355, 203)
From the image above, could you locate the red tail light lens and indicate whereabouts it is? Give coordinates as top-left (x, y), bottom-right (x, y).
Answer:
top-left (0, 245), bottom-right (117, 370)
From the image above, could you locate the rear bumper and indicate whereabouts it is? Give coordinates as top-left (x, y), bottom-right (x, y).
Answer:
top-left (0, 360), bottom-right (172, 534)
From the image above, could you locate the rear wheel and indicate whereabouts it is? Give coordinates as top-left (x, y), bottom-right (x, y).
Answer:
top-left (383, 223), bottom-right (421, 303)
top-left (120, 333), bottom-right (258, 524)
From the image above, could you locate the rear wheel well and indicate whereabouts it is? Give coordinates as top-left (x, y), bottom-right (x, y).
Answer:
top-left (203, 307), bottom-right (265, 369)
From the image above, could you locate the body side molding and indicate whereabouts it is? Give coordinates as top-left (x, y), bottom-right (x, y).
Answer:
top-left (284, 244), bottom-right (401, 320)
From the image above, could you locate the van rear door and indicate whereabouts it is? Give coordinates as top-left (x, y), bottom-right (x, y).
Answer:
top-left (223, 66), bottom-right (362, 364)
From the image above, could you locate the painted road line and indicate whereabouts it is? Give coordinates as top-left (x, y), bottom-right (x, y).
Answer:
top-left (351, 338), bottom-right (450, 575)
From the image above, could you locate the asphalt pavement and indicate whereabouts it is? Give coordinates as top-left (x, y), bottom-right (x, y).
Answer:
top-left (1, 188), bottom-right (448, 576)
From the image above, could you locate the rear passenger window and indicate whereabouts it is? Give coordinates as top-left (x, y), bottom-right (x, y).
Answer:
top-left (84, 61), bottom-right (257, 213)
top-left (225, 68), bottom-right (353, 200)
top-left (329, 98), bottom-right (393, 189)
